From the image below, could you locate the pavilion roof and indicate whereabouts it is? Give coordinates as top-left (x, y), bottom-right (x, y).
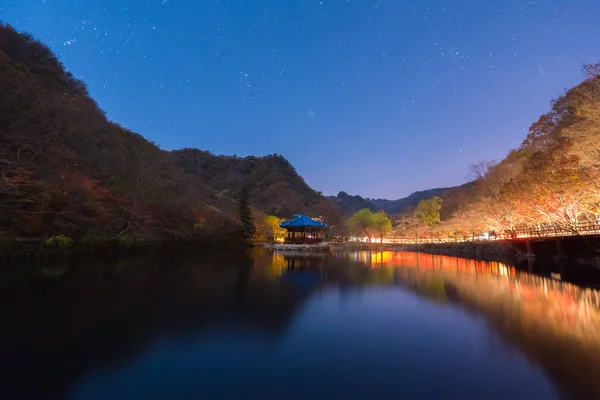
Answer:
top-left (280, 214), bottom-right (327, 229)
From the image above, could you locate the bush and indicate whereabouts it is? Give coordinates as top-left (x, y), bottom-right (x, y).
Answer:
top-left (45, 235), bottom-right (73, 248)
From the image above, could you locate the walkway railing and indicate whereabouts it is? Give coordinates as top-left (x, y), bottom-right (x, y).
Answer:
top-left (503, 223), bottom-right (600, 240)
top-left (347, 222), bottom-right (600, 245)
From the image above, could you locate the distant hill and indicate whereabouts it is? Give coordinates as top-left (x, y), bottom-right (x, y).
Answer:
top-left (0, 23), bottom-right (340, 242)
top-left (329, 183), bottom-right (476, 219)
top-left (368, 188), bottom-right (451, 215)
top-left (327, 192), bottom-right (378, 216)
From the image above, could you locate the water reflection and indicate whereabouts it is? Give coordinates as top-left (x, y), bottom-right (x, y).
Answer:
top-left (0, 249), bottom-right (598, 399)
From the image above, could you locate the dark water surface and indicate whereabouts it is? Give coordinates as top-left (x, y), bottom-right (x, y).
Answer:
top-left (2, 249), bottom-right (600, 400)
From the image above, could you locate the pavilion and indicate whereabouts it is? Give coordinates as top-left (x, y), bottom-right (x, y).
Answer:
top-left (279, 214), bottom-right (328, 244)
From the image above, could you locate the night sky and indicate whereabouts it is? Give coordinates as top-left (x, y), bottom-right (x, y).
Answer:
top-left (2, 1), bottom-right (599, 199)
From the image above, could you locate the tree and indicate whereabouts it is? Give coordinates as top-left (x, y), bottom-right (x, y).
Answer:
top-left (467, 159), bottom-right (526, 234)
top-left (447, 206), bottom-right (486, 241)
top-left (395, 213), bottom-right (423, 242)
top-left (238, 186), bottom-right (255, 241)
top-left (372, 210), bottom-right (392, 243)
top-left (265, 215), bottom-right (286, 242)
top-left (518, 148), bottom-right (595, 234)
top-left (583, 62), bottom-right (600, 79)
top-left (560, 72), bottom-right (600, 208)
top-left (415, 197), bottom-right (443, 226)
top-left (346, 208), bottom-right (375, 243)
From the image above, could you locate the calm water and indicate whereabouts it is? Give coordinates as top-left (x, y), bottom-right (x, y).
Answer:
top-left (2, 249), bottom-right (600, 400)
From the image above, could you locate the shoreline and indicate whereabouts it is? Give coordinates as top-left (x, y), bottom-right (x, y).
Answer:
top-left (1, 237), bottom-right (586, 269)
top-left (330, 241), bottom-right (520, 262)
top-left (0, 237), bottom-right (251, 260)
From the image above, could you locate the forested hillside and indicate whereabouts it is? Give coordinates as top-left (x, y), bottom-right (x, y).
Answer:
top-left (0, 23), bottom-right (340, 244)
top-left (174, 149), bottom-right (340, 220)
top-left (452, 64), bottom-right (600, 235)
top-left (392, 64), bottom-right (600, 240)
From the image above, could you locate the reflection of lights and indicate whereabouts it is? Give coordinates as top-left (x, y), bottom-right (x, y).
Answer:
top-left (321, 250), bottom-right (600, 333)
top-left (370, 251), bottom-right (395, 267)
top-left (498, 265), bottom-right (508, 276)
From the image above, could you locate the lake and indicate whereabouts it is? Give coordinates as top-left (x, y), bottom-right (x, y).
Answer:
top-left (1, 248), bottom-right (600, 400)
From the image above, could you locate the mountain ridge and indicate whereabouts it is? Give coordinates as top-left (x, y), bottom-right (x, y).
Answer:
top-left (367, 187), bottom-right (452, 214)
top-left (327, 191), bottom-right (378, 216)
top-left (329, 183), bottom-right (475, 217)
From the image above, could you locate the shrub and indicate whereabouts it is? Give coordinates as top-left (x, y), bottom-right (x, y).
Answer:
top-left (45, 235), bottom-right (73, 248)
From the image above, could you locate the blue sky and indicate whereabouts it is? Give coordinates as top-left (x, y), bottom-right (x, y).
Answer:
top-left (2, 0), bottom-right (599, 198)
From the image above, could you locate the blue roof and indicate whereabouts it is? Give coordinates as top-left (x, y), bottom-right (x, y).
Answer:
top-left (280, 214), bottom-right (327, 228)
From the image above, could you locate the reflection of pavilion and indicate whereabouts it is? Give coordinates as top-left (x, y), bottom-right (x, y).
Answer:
top-left (283, 253), bottom-right (327, 269)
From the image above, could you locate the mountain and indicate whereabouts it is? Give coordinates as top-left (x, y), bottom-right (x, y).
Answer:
top-left (0, 23), bottom-right (340, 242)
top-left (368, 187), bottom-right (452, 215)
top-left (174, 149), bottom-right (340, 220)
top-left (327, 192), bottom-right (378, 216)
top-left (330, 184), bottom-right (475, 217)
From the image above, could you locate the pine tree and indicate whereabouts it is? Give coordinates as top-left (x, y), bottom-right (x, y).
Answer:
top-left (238, 186), bottom-right (256, 241)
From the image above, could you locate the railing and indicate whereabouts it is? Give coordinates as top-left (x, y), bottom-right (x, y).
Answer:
top-left (502, 223), bottom-right (600, 240)
top-left (345, 222), bottom-right (600, 245)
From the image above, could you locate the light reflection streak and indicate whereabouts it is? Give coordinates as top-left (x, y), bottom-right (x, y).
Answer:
top-left (331, 250), bottom-right (600, 341)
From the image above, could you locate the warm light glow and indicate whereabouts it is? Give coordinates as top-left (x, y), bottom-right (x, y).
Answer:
top-left (371, 251), bottom-right (395, 267)
top-left (498, 264), bottom-right (508, 277)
